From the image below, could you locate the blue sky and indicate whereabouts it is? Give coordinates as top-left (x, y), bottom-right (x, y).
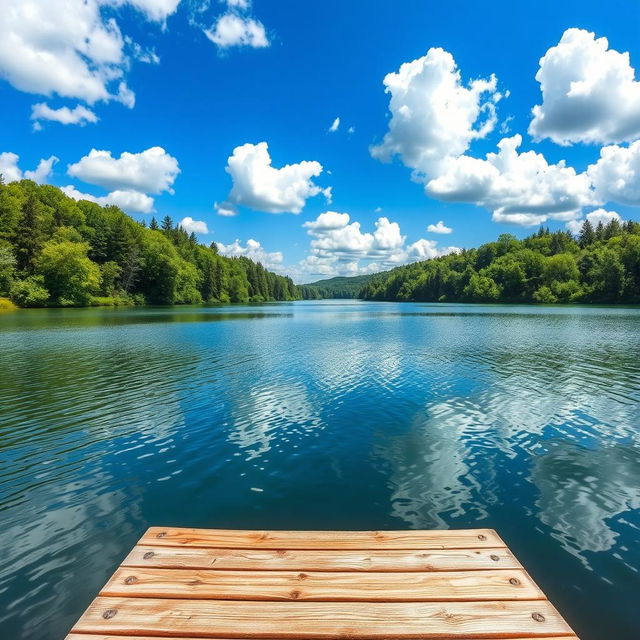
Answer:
top-left (2, 0), bottom-right (640, 282)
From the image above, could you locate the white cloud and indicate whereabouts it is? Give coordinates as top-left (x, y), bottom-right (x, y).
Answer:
top-left (217, 238), bottom-right (283, 270)
top-left (371, 47), bottom-right (501, 177)
top-left (0, 0), bottom-right (131, 107)
top-left (0, 152), bottom-right (58, 183)
top-left (587, 140), bottom-right (640, 206)
top-left (294, 211), bottom-right (459, 281)
top-left (530, 28), bottom-right (640, 145)
top-left (0, 1), bottom-right (179, 122)
top-left (426, 135), bottom-right (594, 226)
top-left (427, 220), bottom-right (453, 234)
top-left (61, 185), bottom-right (155, 213)
top-left (566, 208), bottom-right (622, 234)
top-left (31, 103), bottom-right (98, 128)
top-left (179, 216), bottom-right (209, 234)
top-left (225, 0), bottom-right (250, 8)
top-left (204, 13), bottom-right (269, 49)
top-left (67, 146), bottom-right (180, 194)
top-left (215, 201), bottom-right (239, 217)
top-left (108, 0), bottom-right (181, 22)
top-left (219, 142), bottom-right (331, 214)
top-left (329, 117), bottom-right (340, 132)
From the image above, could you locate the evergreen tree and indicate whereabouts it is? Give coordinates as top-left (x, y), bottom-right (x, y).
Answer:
top-left (15, 194), bottom-right (44, 272)
top-left (161, 215), bottom-right (174, 232)
top-left (149, 217), bottom-right (159, 231)
top-left (579, 219), bottom-right (595, 248)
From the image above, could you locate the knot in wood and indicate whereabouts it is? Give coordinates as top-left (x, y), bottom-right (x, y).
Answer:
top-left (297, 572), bottom-right (308, 580)
top-left (532, 612), bottom-right (546, 622)
top-left (124, 576), bottom-right (138, 585)
top-left (143, 551), bottom-right (155, 559)
top-left (102, 609), bottom-right (117, 620)
top-left (490, 554), bottom-right (500, 561)
top-left (509, 577), bottom-right (520, 585)
top-left (289, 589), bottom-right (301, 599)
top-left (477, 534), bottom-right (487, 541)
top-left (156, 531), bottom-right (167, 538)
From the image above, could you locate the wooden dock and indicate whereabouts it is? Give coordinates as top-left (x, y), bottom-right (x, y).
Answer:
top-left (66, 527), bottom-right (579, 639)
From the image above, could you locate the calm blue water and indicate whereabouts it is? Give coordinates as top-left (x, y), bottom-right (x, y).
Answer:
top-left (0, 301), bottom-right (639, 639)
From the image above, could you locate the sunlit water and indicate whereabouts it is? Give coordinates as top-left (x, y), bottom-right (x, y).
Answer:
top-left (1, 301), bottom-right (639, 639)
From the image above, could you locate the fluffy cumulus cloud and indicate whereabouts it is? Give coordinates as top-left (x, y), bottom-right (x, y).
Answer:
top-left (179, 216), bottom-right (209, 234)
top-left (217, 238), bottom-right (283, 270)
top-left (216, 142), bottom-right (331, 215)
top-left (530, 28), bottom-right (640, 145)
top-left (427, 220), bottom-right (452, 234)
top-left (426, 134), bottom-right (594, 226)
top-left (566, 208), bottom-right (622, 235)
top-left (63, 146), bottom-right (179, 213)
top-left (295, 211), bottom-right (459, 280)
top-left (67, 147), bottom-right (180, 194)
top-left (31, 103), bottom-right (98, 129)
top-left (370, 47), bottom-right (502, 177)
top-left (0, 1), bottom-right (179, 124)
top-left (587, 140), bottom-right (640, 206)
top-left (0, 152), bottom-right (58, 183)
top-left (204, 0), bottom-right (269, 50)
top-left (61, 185), bottom-right (155, 213)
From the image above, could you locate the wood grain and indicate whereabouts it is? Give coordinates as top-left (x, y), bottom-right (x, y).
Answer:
top-left (141, 527), bottom-right (504, 550)
top-left (67, 635), bottom-right (579, 640)
top-left (72, 597), bottom-right (574, 638)
top-left (123, 545), bottom-right (520, 572)
top-left (102, 567), bottom-right (542, 602)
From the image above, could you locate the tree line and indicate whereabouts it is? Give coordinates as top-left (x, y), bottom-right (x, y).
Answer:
top-left (359, 221), bottom-right (640, 303)
top-left (0, 178), bottom-right (299, 307)
top-left (298, 274), bottom-right (378, 299)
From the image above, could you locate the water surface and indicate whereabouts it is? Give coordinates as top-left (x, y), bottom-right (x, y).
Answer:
top-left (1, 301), bottom-right (639, 639)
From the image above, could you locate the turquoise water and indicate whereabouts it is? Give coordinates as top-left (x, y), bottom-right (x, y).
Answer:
top-left (0, 301), bottom-right (639, 639)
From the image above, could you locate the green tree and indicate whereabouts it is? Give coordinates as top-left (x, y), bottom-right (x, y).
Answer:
top-left (37, 239), bottom-right (101, 305)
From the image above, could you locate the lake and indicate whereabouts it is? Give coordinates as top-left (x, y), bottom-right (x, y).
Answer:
top-left (0, 300), bottom-right (639, 639)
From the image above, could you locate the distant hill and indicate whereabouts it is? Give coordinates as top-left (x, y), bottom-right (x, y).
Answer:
top-left (297, 273), bottom-right (381, 299)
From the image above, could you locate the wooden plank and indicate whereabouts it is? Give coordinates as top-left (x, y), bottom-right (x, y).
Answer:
top-left (72, 597), bottom-right (574, 638)
top-left (141, 527), bottom-right (504, 550)
top-left (102, 567), bottom-right (543, 602)
top-left (123, 545), bottom-right (521, 572)
top-left (67, 636), bottom-right (579, 640)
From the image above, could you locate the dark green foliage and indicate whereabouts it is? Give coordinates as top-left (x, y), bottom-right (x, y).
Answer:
top-left (0, 180), bottom-right (300, 307)
top-left (359, 224), bottom-right (640, 304)
top-left (298, 274), bottom-right (380, 299)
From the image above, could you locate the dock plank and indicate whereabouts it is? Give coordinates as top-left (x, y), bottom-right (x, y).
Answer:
top-left (123, 545), bottom-right (521, 572)
top-left (72, 597), bottom-right (574, 638)
top-left (67, 636), bottom-right (579, 640)
top-left (141, 527), bottom-right (504, 550)
top-left (102, 567), bottom-right (543, 601)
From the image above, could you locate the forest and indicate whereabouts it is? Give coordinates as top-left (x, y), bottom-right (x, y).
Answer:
top-left (298, 274), bottom-right (378, 299)
top-left (359, 221), bottom-right (640, 303)
top-left (0, 178), bottom-right (299, 307)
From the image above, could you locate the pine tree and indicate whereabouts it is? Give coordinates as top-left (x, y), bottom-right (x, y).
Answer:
top-left (15, 194), bottom-right (43, 272)
top-left (579, 219), bottom-right (595, 248)
top-left (161, 215), bottom-right (173, 232)
top-left (149, 217), bottom-right (159, 230)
